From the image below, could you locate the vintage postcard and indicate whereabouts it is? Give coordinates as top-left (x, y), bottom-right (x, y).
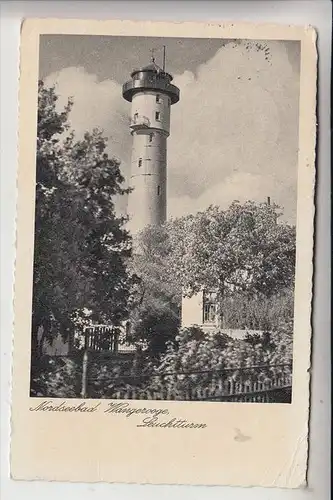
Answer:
top-left (11, 19), bottom-right (317, 487)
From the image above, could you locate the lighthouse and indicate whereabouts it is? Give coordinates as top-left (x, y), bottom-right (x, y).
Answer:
top-left (122, 49), bottom-right (180, 233)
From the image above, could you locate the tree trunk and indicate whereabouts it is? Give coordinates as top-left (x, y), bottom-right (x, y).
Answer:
top-left (38, 327), bottom-right (47, 357)
top-left (31, 313), bottom-right (46, 360)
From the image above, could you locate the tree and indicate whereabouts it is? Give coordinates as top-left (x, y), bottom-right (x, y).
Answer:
top-left (31, 81), bottom-right (132, 357)
top-left (165, 201), bottom-right (296, 328)
top-left (127, 225), bottom-right (182, 356)
top-left (221, 286), bottom-right (294, 331)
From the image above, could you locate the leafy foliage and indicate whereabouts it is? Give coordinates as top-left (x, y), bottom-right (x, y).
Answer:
top-left (221, 287), bottom-right (294, 330)
top-left (166, 201), bottom-right (296, 300)
top-left (73, 319), bottom-right (293, 401)
top-left (87, 351), bottom-right (154, 399)
top-left (30, 355), bottom-right (81, 398)
top-left (134, 319), bottom-right (293, 399)
top-left (127, 225), bottom-right (181, 356)
top-left (126, 201), bottom-right (295, 353)
top-left (32, 81), bottom-right (132, 358)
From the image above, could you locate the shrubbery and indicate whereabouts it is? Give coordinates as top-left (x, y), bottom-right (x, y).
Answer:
top-left (31, 317), bottom-right (293, 399)
top-left (133, 321), bottom-right (293, 397)
top-left (30, 355), bottom-right (81, 398)
top-left (31, 317), bottom-right (293, 400)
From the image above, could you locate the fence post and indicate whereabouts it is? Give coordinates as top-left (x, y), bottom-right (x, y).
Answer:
top-left (81, 349), bottom-right (89, 398)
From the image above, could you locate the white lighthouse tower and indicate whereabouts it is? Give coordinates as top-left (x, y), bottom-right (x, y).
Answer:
top-left (122, 50), bottom-right (180, 233)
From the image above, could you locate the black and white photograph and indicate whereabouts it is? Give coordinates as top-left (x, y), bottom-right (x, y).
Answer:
top-left (8, 17), bottom-right (318, 488)
top-left (29, 34), bottom-right (301, 403)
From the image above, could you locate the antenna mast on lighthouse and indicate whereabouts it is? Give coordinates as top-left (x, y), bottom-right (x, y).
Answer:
top-left (162, 45), bottom-right (166, 72)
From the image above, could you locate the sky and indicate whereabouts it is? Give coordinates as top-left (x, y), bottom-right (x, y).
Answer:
top-left (39, 35), bottom-right (300, 224)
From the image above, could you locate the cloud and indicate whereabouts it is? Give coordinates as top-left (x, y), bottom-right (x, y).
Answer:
top-left (168, 172), bottom-right (296, 223)
top-left (44, 41), bottom-right (299, 224)
top-left (168, 41), bottom-right (299, 223)
top-left (45, 67), bottom-right (131, 165)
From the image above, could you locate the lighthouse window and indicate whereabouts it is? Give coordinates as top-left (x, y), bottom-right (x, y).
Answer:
top-left (155, 111), bottom-right (160, 121)
top-left (149, 133), bottom-right (153, 143)
top-left (156, 94), bottom-right (160, 103)
top-left (138, 158), bottom-right (142, 168)
top-left (157, 185), bottom-right (161, 196)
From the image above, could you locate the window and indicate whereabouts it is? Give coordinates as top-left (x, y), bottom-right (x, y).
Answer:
top-left (203, 291), bottom-right (217, 324)
top-left (157, 185), bottom-right (161, 196)
top-left (203, 303), bottom-right (216, 324)
top-left (134, 112), bottom-right (138, 119)
top-left (138, 158), bottom-right (142, 168)
top-left (156, 94), bottom-right (160, 103)
top-left (149, 133), bottom-right (153, 143)
top-left (155, 111), bottom-right (160, 121)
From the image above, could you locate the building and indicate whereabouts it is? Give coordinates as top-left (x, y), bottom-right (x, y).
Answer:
top-left (182, 290), bottom-right (219, 331)
top-left (181, 290), bottom-right (264, 340)
top-left (122, 52), bottom-right (180, 234)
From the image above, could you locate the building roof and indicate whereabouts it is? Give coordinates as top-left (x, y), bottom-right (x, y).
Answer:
top-left (130, 59), bottom-right (173, 81)
top-left (123, 56), bottom-right (179, 104)
top-left (141, 61), bottom-right (162, 72)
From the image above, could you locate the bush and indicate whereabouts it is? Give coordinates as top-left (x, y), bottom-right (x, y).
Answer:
top-left (83, 319), bottom-right (294, 399)
top-left (134, 321), bottom-right (293, 398)
top-left (30, 355), bottom-right (81, 398)
top-left (222, 288), bottom-right (294, 331)
top-left (30, 317), bottom-right (293, 399)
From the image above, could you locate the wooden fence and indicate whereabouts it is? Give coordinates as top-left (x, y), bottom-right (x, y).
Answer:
top-left (86, 364), bottom-right (292, 403)
top-left (81, 325), bottom-right (135, 353)
top-left (110, 376), bottom-right (292, 403)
